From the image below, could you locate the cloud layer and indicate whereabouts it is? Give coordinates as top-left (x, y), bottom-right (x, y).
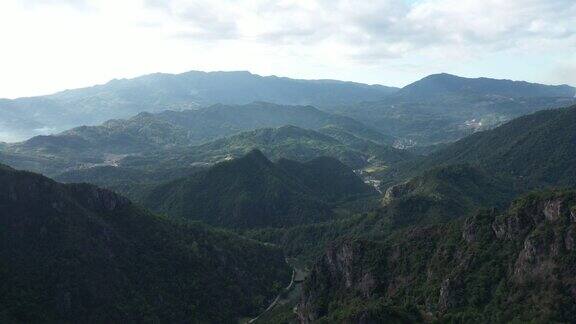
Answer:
top-left (0, 0), bottom-right (575, 98)
top-left (141, 0), bottom-right (576, 61)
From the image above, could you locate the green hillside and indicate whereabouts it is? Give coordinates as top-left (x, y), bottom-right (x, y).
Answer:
top-left (0, 164), bottom-right (291, 323)
top-left (142, 150), bottom-right (375, 229)
top-left (297, 190), bottom-right (576, 323)
top-left (385, 105), bottom-right (576, 189)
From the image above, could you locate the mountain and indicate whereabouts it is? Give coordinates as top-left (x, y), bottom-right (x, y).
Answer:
top-left (297, 190), bottom-right (576, 323)
top-left (397, 73), bottom-right (576, 100)
top-left (0, 71), bottom-right (398, 142)
top-left (385, 104), bottom-right (576, 189)
top-left (50, 125), bottom-right (409, 201)
top-left (150, 101), bottom-right (394, 145)
top-left (0, 102), bottom-right (395, 176)
top-left (54, 165), bottom-right (206, 201)
top-left (380, 164), bottom-right (517, 227)
top-left (2, 70), bottom-right (573, 147)
top-left (131, 125), bottom-right (411, 171)
top-left (142, 150), bottom-right (376, 229)
top-left (332, 74), bottom-right (576, 146)
top-left (245, 164), bottom-right (517, 264)
top-left (0, 163), bottom-right (291, 323)
top-left (318, 125), bottom-right (414, 165)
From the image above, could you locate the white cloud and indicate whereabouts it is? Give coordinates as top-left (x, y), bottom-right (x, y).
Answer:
top-left (547, 59), bottom-right (576, 87)
top-left (0, 0), bottom-right (575, 98)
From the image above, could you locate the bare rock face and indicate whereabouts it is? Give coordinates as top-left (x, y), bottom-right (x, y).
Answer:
top-left (462, 210), bottom-right (495, 243)
top-left (512, 234), bottom-right (555, 283)
top-left (323, 241), bottom-right (372, 293)
top-left (297, 192), bottom-right (576, 322)
top-left (543, 198), bottom-right (566, 222)
top-left (296, 240), bottom-right (379, 323)
top-left (382, 181), bottom-right (415, 206)
top-left (438, 277), bottom-right (462, 312)
top-left (565, 226), bottom-right (576, 251)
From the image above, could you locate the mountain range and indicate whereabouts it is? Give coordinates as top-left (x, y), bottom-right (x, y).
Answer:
top-left (241, 102), bottom-right (576, 322)
top-left (297, 190), bottom-right (576, 323)
top-left (333, 73), bottom-right (576, 146)
top-left (0, 71), bottom-right (397, 141)
top-left (0, 102), bottom-right (397, 177)
top-left (2, 70), bottom-right (576, 323)
top-left (1, 70), bottom-right (574, 147)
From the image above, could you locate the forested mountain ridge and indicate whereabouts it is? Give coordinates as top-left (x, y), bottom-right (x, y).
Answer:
top-left (381, 104), bottom-right (576, 189)
top-left (0, 163), bottom-right (291, 323)
top-left (244, 163), bottom-right (518, 265)
top-left (142, 150), bottom-right (376, 229)
top-left (297, 190), bottom-right (576, 323)
top-left (397, 73), bottom-right (575, 99)
top-left (332, 74), bottom-right (576, 146)
top-left (128, 125), bottom-right (411, 171)
top-left (0, 71), bottom-right (398, 141)
top-left (0, 102), bottom-right (396, 176)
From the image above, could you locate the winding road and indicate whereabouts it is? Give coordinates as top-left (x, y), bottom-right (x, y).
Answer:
top-left (248, 267), bottom-right (296, 323)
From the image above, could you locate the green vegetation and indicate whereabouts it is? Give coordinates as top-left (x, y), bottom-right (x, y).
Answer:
top-left (55, 165), bottom-right (205, 201)
top-left (0, 70), bottom-right (398, 142)
top-left (0, 164), bottom-right (291, 323)
top-left (298, 190), bottom-right (576, 323)
top-left (383, 104), bottom-right (576, 189)
top-left (128, 124), bottom-right (407, 172)
top-left (142, 150), bottom-right (376, 229)
top-left (0, 103), bottom-right (400, 179)
top-left (1, 73), bottom-right (576, 324)
top-left (331, 74), bottom-right (576, 146)
top-left (245, 164), bottom-right (516, 263)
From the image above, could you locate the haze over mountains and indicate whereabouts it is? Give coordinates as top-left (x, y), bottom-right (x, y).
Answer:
top-left (382, 105), bottom-right (576, 189)
top-left (2, 69), bottom-right (576, 323)
top-left (0, 70), bottom-right (573, 144)
top-left (0, 71), bottom-right (397, 142)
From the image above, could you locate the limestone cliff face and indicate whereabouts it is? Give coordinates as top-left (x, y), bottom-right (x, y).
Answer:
top-left (297, 240), bottom-right (379, 324)
top-left (382, 180), bottom-right (416, 206)
top-left (297, 191), bottom-right (576, 323)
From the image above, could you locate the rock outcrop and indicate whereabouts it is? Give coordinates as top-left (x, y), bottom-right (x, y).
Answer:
top-left (297, 191), bottom-right (576, 323)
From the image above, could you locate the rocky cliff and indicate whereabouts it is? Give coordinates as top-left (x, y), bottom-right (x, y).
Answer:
top-left (297, 190), bottom-right (576, 323)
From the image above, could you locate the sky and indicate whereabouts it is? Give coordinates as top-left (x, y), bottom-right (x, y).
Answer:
top-left (0, 0), bottom-right (575, 98)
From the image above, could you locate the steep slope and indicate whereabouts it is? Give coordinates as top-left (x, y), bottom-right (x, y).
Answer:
top-left (0, 164), bottom-right (291, 323)
top-left (0, 70), bottom-right (397, 141)
top-left (246, 164), bottom-right (517, 263)
top-left (387, 104), bottom-right (576, 189)
top-left (142, 150), bottom-right (375, 229)
top-left (380, 164), bottom-right (517, 227)
top-left (298, 190), bottom-right (576, 323)
top-left (318, 125), bottom-right (414, 165)
top-left (276, 156), bottom-right (376, 203)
